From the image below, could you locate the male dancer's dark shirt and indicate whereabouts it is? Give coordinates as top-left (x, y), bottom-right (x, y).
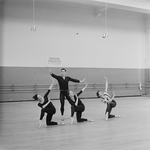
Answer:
top-left (51, 73), bottom-right (80, 91)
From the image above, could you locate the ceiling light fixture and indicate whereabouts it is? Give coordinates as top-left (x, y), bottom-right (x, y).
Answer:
top-left (31, 0), bottom-right (36, 31)
top-left (102, 3), bottom-right (108, 38)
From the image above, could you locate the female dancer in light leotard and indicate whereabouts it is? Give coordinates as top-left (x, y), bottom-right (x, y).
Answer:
top-left (96, 77), bottom-right (120, 121)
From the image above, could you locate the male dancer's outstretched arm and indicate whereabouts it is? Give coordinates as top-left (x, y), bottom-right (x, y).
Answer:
top-left (49, 68), bottom-right (86, 83)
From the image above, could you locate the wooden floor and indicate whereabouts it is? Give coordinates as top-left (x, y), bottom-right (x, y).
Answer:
top-left (0, 97), bottom-right (150, 150)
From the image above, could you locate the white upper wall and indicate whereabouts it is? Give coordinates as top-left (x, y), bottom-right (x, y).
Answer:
top-left (0, 0), bottom-right (149, 68)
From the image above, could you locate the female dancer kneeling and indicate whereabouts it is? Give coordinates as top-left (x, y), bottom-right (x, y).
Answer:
top-left (33, 77), bottom-right (58, 128)
top-left (96, 77), bottom-right (120, 121)
top-left (69, 82), bottom-right (94, 124)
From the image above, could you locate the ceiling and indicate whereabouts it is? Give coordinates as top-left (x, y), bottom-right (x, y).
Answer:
top-left (1, 0), bottom-right (150, 16)
top-left (61, 0), bottom-right (150, 14)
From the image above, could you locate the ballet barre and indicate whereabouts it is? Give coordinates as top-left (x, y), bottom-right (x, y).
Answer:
top-left (0, 82), bottom-right (147, 94)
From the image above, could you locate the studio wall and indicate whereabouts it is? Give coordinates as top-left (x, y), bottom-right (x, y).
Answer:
top-left (0, 1), bottom-right (149, 101)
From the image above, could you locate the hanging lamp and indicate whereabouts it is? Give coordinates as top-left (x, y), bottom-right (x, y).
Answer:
top-left (31, 0), bottom-right (36, 31)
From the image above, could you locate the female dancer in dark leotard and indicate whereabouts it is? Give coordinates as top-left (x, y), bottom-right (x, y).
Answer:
top-left (69, 82), bottom-right (94, 124)
top-left (33, 77), bottom-right (58, 128)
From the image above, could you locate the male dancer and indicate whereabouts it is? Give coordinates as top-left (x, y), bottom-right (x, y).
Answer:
top-left (69, 82), bottom-right (94, 124)
top-left (96, 77), bottom-right (120, 121)
top-left (49, 68), bottom-right (85, 124)
top-left (33, 77), bottom-right (58, 128)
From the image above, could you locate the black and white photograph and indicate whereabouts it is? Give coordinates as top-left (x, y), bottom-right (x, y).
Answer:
top-left (0, 0), bottom-right (150, 150)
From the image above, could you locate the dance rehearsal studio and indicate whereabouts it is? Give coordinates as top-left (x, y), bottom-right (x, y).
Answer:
top-left (0, 0), bottom-right (150, 150)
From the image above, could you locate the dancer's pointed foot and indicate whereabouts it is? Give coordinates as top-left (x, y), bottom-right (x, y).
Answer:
top-left (115, 115), bottom-right (121, 118)
top-left (70, 117), bottom-right (74, 124)
top-left (105, 112), bottom-right (108, 121)
top-left (87, 118), bottom-right (94, 122)
top-left (38, 120), bottom-right (42, 128)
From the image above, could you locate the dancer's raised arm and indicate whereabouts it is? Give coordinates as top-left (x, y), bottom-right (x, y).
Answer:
top-left (104, 77), bottom-right (108, 93)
